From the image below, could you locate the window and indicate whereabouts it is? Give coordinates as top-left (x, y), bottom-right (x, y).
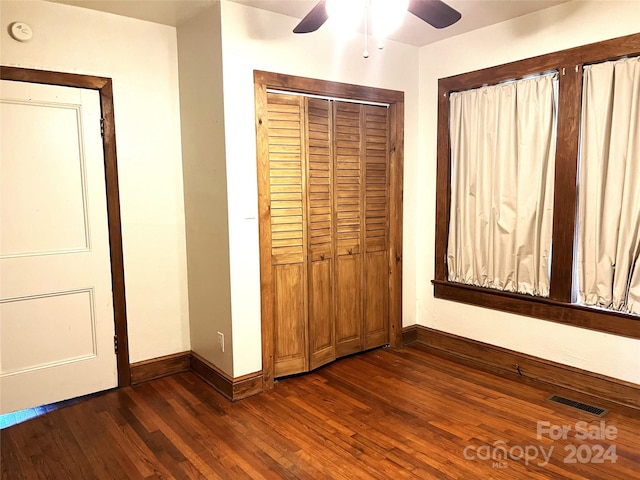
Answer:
top-left (447, 73), bottom-right (558, 297)
top-left (433, 33), bottom-right (640, 338)
top-left (577, 56), bottom-right (640, 315)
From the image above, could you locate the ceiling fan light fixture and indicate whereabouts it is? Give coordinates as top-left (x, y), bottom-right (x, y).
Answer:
top-left (371, 0), bottom-right (409, 39)
top-left (326, 0), bottom-right (365, 35)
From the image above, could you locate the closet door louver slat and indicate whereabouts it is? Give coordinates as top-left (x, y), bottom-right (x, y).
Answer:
top-left (364, 105), bottom-right (390, 253)
top-left (307, 98), bottom-right (333, 259)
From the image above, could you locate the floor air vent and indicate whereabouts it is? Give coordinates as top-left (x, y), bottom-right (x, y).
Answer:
top-left (547, 395), bottom-right (608, 417)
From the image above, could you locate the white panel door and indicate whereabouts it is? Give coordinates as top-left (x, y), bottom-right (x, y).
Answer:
top-left (0, 80), bottom-right (117, 414)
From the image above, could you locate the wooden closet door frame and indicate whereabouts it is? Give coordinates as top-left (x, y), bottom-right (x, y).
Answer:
top-left (254, 71), bottom-right (404, 390)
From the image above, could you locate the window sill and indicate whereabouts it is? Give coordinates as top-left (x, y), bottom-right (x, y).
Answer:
top-left (432, 280), bottom-right (640, 339)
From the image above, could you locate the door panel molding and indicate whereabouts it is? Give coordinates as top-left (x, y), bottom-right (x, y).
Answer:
top-left (0, 288), bottom-right (97, 376)
top-left (0, 66), bottom-right (130, 387)
top-left (255, 71), bottom-right (404, 390)
top-left (1, 99), bottom-right (91, 258)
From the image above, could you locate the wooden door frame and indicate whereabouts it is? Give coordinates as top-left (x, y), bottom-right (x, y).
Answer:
top-left (254, 71), bottom-right (404, 390)
top-left (1, 66), bottom-right (131, 387)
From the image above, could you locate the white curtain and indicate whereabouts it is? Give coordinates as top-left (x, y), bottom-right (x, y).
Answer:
top-left (447, 73), bottom-right (558, 296)
top-left (578, 56), bottom-right (640, 314)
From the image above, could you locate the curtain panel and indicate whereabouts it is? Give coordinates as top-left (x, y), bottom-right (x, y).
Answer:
top-left (578, 56), bottom-right (640, 315)
top-left (447, 73), bottom-right (558, 296)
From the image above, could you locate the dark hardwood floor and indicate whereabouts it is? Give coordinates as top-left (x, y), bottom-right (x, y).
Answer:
top-left (2, 345), bottom-right (639, 479)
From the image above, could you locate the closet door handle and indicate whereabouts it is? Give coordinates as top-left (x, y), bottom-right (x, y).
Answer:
top-left (348, 248), bottom-right (353, 255)
top-left (320, 253), bottom-right (325, 260)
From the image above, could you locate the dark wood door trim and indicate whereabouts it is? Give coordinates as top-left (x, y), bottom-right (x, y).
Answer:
top-left (1, 66), bottom-right (131, 387)
top-left (254, 71), bottom-right (404, 390)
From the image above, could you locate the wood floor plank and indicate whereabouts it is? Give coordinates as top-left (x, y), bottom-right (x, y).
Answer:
top-left (2, 345), bottom-right (639, 479)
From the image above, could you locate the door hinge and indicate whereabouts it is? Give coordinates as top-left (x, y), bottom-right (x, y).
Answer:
top-left (113, 335), bottom-right (119, 354)
top-left (100, 118), bottom-right (105, 137)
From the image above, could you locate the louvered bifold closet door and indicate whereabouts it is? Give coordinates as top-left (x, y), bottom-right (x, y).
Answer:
top-left (333, 102), bottom-right (364, 357)
top-left (306, 98), bottom-right (336, 369)
top-left (363, 105), bottom-right (390, 349)
top-left (267, 93), bottom-right (308, 377)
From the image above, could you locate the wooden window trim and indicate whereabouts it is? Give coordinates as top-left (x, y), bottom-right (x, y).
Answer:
top-left (434, 33), bottom-right (640, 339)
top-left (254, 71), bottom-right (404, 389)
top-left (1, 66), bottom-right (131, 386)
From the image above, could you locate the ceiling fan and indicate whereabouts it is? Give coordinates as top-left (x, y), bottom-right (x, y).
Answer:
top-left (293, 0), bottom-right (462, 35)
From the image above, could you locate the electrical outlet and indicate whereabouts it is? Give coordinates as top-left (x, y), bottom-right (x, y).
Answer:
top-left (217, 332), bottom-right (225, 353)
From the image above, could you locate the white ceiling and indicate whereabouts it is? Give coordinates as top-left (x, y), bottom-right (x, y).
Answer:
top-left (47, 0), bottom-right (215, 27)
top-left (48, 0), bottom-right (570, 47)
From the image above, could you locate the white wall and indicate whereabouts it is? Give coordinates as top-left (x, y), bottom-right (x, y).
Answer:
top-left (218, 0), bottom-right (420, 376)
top-left (417, 0), bottom-right (640, 383)
top-left (0, 0), bottom-right (190, 363)
top-left (177, 3), bottom-right (234, 375)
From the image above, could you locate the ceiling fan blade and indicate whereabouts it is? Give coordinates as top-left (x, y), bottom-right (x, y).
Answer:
top-left (293, 0), bottom-right (329, 34)
top-left (408, 0), bottom-right (461, 29)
